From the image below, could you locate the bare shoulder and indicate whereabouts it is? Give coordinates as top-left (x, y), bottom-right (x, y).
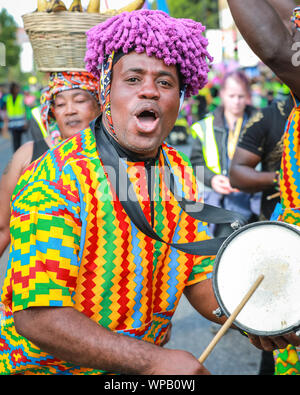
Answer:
top-left (13, 141), bottom-right (34, 162)
top-left (2, 141), bottom-right (34, 179)
top-left (12, 141), bottom-right (34, 171)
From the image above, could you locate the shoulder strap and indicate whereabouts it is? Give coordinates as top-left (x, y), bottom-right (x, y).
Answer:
top-left (31, 107), bottom-right (48, 138)
top-left (31, 139), bottom-right (50, 163)
top-left (94, 124), bottom-right (246, 256)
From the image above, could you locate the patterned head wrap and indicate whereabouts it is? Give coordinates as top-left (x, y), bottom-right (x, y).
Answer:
top-left (99, 52), bottom-right (114, 135)
top-left (40, 71), bottom-right (99, 144)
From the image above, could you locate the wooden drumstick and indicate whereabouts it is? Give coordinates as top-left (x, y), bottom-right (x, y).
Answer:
top-left (266, 191), bottom-right (280, 200)
top-left (198, 274), bottom-right (264, 364)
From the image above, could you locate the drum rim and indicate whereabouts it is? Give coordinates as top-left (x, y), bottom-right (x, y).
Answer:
top-left (212, 220), bottom-right (300, 336)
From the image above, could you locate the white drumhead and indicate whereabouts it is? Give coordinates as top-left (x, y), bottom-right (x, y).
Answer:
top-left (214, 222), bottom-right (300, 335)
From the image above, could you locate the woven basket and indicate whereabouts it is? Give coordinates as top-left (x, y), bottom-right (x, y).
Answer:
top-left (22, 11), bottom-right (114, 72)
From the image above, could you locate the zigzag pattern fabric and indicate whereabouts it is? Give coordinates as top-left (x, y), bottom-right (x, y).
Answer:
top-left (0, 127), bottom-right (214, 375)
top-left (273, 96), bottom-right (300, 375)
top-left (278, 96), bottom-right (300, 225)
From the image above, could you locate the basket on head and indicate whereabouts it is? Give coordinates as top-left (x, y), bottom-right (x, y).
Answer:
top-left (22, 11), bottom-right (113, 72)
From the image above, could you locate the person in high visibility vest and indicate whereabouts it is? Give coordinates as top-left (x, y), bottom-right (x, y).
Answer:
top-left (3, 82), bottom-right (27, 152)
top-left (0, 71), bottom-right (101, 261)
top-left (190, 70), bottom-right (260, 238)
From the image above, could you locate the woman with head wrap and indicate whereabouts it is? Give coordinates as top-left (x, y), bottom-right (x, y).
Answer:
top-left (0, 71), bottom-right (100, 259)
top-left (1, 10), bottom-right (299, 376)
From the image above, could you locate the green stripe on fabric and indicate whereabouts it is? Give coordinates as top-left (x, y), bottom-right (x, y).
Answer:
top-left (97, 174), bottom-right (117, 328)
top-left (188, 256), bottom-right (214, 282)
top-left (12, 281), bottom-right (72, 310)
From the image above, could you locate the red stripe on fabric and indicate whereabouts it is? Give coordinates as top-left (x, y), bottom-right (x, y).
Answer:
top-left (114, 200), bottom-right (131, 330)
top-left (13, 259), bottom-right (77, 290)
top-left (76, 160), bottom-right (98, 318)
top-left (53, 133), bottom-right (83, 172)
top-left (144, 234), bottom-right (154, 323)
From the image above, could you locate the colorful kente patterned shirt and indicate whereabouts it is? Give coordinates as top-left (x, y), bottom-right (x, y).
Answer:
top-left (271, 95), bottom-right (300, 375)
top-left (0, 123), bottom-right (214, 375)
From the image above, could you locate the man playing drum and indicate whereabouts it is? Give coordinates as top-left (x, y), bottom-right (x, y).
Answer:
top-left (227, 0), bottom-right (300, 374)
top-left (0, 10), bottom-right (299, 375)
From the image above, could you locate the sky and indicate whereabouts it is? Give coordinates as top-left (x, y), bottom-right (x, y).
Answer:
top-left (0, 0), bottom-right (135, 26)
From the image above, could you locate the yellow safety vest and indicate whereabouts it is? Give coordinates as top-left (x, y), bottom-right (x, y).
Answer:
top-left (31, 107), bottom-right (48, 138)
top-left (190, 115), bottom-right (222, 175)
top-left (6, 94), bottom-right (25, 119)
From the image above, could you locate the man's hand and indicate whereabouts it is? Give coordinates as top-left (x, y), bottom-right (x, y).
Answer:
top-left (248, 332), bottom-right (300, 351)
top-left (211, 175), bottom-right (239, 195)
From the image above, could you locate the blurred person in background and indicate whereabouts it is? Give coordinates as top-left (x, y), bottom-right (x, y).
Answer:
top-left (0, 86), bottom-right (5, 136)
top-left (230, 94), bottom-right (294, 222)
top-left (190, 70), bottom-right (260, 238)
top-left (2, 82), bottom-right (27, 152)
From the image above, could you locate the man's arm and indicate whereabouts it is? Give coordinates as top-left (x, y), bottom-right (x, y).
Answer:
top-left (230, 147), bottom-right (276, 193)
top-left (227, 0), bottom-right (300, 98)
top-left (14, 306), bottom-right (210, 375)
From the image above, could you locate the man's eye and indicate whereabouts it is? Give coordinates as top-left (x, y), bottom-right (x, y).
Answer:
top-left (159, 80), bottom-right (171, 87)
top-left (55, 103), bottom-right (65, 108)
top-left (127, 77), bottom-right (139, 83)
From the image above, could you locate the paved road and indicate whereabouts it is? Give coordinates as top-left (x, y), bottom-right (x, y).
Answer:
top-left (0, 133), bottom-right (263, 375)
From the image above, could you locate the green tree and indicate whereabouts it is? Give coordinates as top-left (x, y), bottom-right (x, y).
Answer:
top-left (0, 8), bottom-right (21, 67)
top-left (166, 0), bottom-right (219, 29)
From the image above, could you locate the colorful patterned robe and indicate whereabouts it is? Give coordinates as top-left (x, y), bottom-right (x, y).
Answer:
top-left (0, 126), bottom-right (214, 375)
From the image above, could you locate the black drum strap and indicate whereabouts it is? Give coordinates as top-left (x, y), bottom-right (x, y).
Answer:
top-left (94, 123), bottom-right (246, 256)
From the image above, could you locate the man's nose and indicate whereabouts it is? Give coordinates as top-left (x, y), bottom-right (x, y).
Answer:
top-left (65, 101), bottom-right (77, 114)
top-left (138, 78), bottom-right (160, 100)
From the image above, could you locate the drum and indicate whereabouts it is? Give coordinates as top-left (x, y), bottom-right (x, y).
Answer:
top-left (213, 221), bottom-right (300, 336)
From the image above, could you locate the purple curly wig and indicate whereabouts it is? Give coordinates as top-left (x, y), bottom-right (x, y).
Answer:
top-left (85, 10), bottom-right (213, 97)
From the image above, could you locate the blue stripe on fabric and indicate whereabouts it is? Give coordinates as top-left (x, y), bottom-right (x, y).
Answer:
top-left (130, 224), bottom-right (144, 328)
top-left (12, 238), bottom-right (79, 268)
top-left (166, 217), bottom-right (181, 311)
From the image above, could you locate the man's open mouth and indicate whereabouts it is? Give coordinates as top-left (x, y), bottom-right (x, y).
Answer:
top-left (135, 109), bottom-right (160, 132)
top-left (137, 110), bottom-right (158, 121)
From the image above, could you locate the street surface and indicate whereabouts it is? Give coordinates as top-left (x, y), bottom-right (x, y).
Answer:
top-left (0, 133), bottom-right (262, 375)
